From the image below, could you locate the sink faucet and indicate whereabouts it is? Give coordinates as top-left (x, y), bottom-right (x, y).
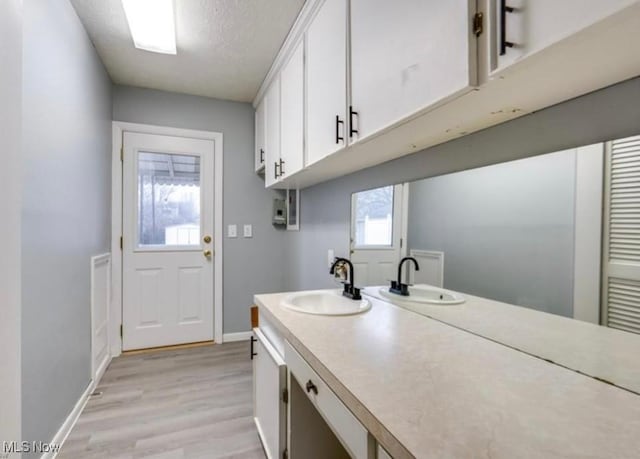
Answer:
top-left (329, 257), bottom-right (361, 300)
top-left (389, 257), bottom-right (420, 296)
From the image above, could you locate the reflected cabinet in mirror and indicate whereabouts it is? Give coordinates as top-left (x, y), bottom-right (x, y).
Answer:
top-left (351, 135), bottom-right (640, 395)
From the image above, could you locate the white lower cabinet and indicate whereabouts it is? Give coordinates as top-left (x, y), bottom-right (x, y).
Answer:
top-left (253, 320), bottom-right (388, 458)
top-left (253, 328), bottom-right (287, 459)
top-left (285, 340), bottom-right (371, 459)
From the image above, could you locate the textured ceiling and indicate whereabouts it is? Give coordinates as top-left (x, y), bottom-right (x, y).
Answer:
top-left (70, 0), bottom-right (305, 102)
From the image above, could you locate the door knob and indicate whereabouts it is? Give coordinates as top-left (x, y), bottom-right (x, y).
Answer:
top-left (203, 235), bottom-right (212, 244)
top-left (203, 250), bottom-right (212, 258)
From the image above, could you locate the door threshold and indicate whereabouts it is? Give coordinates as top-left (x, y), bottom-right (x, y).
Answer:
top-left (122, 340), bottom-right (215, 356)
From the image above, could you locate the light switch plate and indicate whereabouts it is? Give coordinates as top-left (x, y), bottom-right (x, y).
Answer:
top-left (228, 224), bottom-right (237, 238)
top-left (243, 224), bottom-right (252, 238)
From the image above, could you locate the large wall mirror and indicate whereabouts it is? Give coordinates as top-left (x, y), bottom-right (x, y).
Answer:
top-left (350, 135), bottom-right (640, 394)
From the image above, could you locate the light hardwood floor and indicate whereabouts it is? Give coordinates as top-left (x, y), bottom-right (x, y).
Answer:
top-left (59, 342), bottom-right (265, 459)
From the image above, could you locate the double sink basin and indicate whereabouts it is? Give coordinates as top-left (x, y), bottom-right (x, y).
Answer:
top-left (281, 285), bottom-right (465, 316)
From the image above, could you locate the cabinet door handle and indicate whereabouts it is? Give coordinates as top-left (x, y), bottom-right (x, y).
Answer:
top-left (335, 115), bottom-right (345, 144)
top-left (499, 0), bottom-right (515, 56)
top-left (260, 148), bottom-right (264, 163)
top-left (274, 161), bottom-right (280, 179)
top-left (279, 158), bottom-right (285, 176)
top-left (349, 106), bottom-right (359, 138)
top-left (250, 336), bottom-right (257, 360)
top-left (305, 380), bottom-right (318, 395)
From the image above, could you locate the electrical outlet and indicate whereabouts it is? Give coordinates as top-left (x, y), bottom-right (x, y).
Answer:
top-left (228, 224), bottom-right (237, 238)
top-left (243, 224), bottom-right (252, 238)
top-left (327, 249), bottom-right (334, 268)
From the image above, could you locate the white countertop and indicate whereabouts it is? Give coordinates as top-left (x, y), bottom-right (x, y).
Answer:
top-left (364, 285), bottom-right (640, 394)
top-left (255, 289), bottom-right (640, 459)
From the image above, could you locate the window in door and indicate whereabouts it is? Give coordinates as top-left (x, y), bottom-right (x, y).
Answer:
top-left (137, 152), bottom-right (201, 247)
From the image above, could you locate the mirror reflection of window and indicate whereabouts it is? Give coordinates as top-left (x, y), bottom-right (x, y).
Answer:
top-left (353, 185), bottom-right (394, 247)
top-left (350, 185), bottom-right (404, 287)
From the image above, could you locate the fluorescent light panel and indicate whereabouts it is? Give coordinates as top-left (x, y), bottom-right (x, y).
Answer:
top-left (121, 0), bottom-right (176, 55)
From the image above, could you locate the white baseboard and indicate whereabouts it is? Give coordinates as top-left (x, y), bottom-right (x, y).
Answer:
top-left (94, 354), bottom-right (110, 390)
top-left (43, 355), bottom-right (112, 459)
top-left (223, 331), bottom-right (253, 343)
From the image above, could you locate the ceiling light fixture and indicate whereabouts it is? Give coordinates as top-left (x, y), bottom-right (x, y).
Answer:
top-left (121, 0), bottom-right (177, 55)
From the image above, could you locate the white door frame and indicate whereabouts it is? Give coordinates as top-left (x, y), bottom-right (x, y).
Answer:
top-left (111, 122), bottom-right (224, 356)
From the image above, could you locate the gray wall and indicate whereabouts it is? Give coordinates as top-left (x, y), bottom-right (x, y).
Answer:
top-left (112, 85), bottom-right (288, 334)
top-left (21, 0), bottom-right (112, 449)
top-left (407, 150), bottom-right (576, 317)
top-left (0, 0), bottom-right (23, 448)
top-left (285, 77), bottom-right (640, 292)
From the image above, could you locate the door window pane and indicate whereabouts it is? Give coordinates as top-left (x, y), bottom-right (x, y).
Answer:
top-left (137, 152), bottom-right (201, 247)
top-left (353, 185), bottom-right (394, 246)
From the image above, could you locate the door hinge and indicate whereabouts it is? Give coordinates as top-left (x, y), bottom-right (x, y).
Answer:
top-left (400, 238), bottom-right (403, 249)
top-left (282, 449), bottom-right (288, 459)
top-left (120, 236), bottom-right (123, 250)
top-left (120, 147), bottom-right (124, 162)
top-left (473, 12), bottom-right (484, 37)
top-left (120, 324), bottom-right (123, 338)
top-left (282, 388), bottom-right (289, 404)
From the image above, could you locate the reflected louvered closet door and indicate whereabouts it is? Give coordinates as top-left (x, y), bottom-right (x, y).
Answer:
top-left (603, 135), bottom-right (640, 334)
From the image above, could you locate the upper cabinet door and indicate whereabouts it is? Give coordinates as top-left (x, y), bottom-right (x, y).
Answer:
top-left (255, 98), bottom-right (266, 172)
top-left (306, 0), bottom-right (348, 165)
top-left (491, 0), bottom-right (638, 74)
top-left (280, 40), bottom-right (305, 178)
top-left (350, 0), bottom-right (477, 142)
top-left (265, 77), bottom-right (281, 187)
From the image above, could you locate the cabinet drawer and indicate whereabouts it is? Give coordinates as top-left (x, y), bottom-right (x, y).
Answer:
top-left (285, 341), bottom-right (369, 459)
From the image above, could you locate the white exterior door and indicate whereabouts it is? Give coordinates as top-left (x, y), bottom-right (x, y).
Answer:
top-left (350, 184), bottom-right (405, 287)
top-left (602, 135), bottom-right (640, 335)
top-left (122, 132), bottom-right (215, 350)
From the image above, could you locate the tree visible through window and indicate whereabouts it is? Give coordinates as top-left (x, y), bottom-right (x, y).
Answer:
top-left (353, 185), bottom-right (394, 246)
top-left (137, 152), bottom-right (201, 246)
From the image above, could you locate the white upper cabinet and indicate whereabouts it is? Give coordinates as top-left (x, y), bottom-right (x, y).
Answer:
top-left (350, 0), bottom-right (477, 142)
top-left (255, 98), bottom-right (266, 172)
top-left (254, 0), bottom-right (640, 189)
top-left (264, 77), bottom-right (281, 188)
top-left (306, 0), bottom-right (348, 165)
top-left (490, 0), bottom-right (639, 74)
top-left (279, 40), bottom-right (305, 178)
